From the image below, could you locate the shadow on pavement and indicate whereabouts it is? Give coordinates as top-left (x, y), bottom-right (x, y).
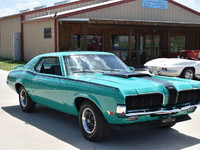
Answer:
top-left (2, 105), bottom-right (200, 150)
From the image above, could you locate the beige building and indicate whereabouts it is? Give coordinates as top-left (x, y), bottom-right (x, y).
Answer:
top-left (1, 0), bottom-right (200, 65)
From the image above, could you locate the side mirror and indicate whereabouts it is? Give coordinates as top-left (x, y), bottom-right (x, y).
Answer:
top-left (129, 66), bottom-right (135, 71)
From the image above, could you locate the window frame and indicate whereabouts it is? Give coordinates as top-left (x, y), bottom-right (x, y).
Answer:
top-left (34, 56), bottom-right (63, 76)
top-left (44, 28), bottom-right (52, 39)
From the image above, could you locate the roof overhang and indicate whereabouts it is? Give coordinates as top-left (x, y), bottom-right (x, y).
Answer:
top-left (59, 18), bottom-right (90, 24)
top-left (58, 18), bottom-right (200, 28)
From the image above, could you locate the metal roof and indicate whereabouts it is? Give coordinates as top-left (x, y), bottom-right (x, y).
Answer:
top-left (23, 0), bottom-right (122, 22)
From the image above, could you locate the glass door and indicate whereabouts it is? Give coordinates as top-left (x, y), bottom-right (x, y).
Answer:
top-left (153, 36), bottom-right (160, 58)
top-left (145, 36), bottom-right (152, 61)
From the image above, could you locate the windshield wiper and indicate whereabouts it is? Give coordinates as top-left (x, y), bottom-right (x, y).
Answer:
top-left (72, 70), bottom-right (95, 73)
top-left (102, 68), bottom-right (123, 72)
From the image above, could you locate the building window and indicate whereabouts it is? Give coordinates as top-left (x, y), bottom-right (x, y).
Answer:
top-left (111, 35), bottom-right (128, 61)
top-left (171, 36), bottom-right (187, 54)
top-left (73, 34), bottom-right (83, 51)
top-left (87, 35), bottom-right (102, 51)
top-left (44, 28), bottom-right (52, 38)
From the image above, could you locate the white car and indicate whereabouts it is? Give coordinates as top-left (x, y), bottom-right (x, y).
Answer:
top-left (144, 58), bottom-right (200, 79)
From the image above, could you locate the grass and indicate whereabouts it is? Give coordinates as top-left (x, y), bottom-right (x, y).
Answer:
top-left (0, 58), bottom-right (27, 71)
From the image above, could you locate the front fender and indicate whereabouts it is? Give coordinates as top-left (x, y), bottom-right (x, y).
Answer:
top-left (73, 87), bottom-right (125, 124)
top-left (74, 93), bottom-right (101, 111)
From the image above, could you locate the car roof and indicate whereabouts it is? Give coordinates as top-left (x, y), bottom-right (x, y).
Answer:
top-left (38, 51), bottom-right (114, 57)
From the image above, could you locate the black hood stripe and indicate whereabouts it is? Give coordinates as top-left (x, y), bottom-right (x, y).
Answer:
top-left (140, 76), bottom-right (178, 106)
top-left (103, 72), bottom-right (178, 106)
top-left (103, 72), bottom-right (151, 78)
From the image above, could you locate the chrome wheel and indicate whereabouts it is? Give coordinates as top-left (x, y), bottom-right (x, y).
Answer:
top-left (185, 69), bottom-right (194, 79)
top-left (82, 108), bottom-right (96, 134)
top-left (19, 86), bottom-right (36, 112)
top-left (20, 89), bottom-right (27, 107)
top-left (79, 102), bottom-right (110, 141)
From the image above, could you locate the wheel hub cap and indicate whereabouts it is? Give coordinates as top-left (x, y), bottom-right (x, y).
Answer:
top-left (185, 70), bottom-right (193, 79)
top-left (82, 108), bottom-right (96, 134)
top-left (20, 89), bottom-right (27, 107)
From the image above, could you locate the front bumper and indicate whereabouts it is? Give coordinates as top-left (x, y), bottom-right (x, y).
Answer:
top-left (116, 102), bottom-right (200, 118)
top-left (111, 115), bottom-right (191, 131)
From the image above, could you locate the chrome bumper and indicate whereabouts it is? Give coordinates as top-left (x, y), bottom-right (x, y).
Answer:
top-left (116, 102), bottom-right (200, 118)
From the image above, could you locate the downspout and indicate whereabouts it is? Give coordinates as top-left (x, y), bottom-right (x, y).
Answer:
top-left (54, 12), bottom-right (58, 52)
top-left (21, 15), bottom-right (24, 60)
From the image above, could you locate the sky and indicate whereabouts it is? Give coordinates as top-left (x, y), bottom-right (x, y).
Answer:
top-left (0, 0), bottom-right (200, 18)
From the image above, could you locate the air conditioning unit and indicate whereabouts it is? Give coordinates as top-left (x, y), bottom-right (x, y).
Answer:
top-left (54, 0), bottom-right (69, 6)
top-left (19, 9), bottom-right (30, 13)
top-left (34, 5), bottom-right (47, 10)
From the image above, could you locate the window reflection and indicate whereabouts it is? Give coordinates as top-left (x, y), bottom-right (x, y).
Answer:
top-left (111, 35), bottom-right (129, 61)
top-left (64, 54), bottom-right (130, 74)
top-left (87, 35), bottom-right (102, 51)
top-left (73, 34), bottom-right (83, 51)
top-left (171, 36), bottom-right (187, 54)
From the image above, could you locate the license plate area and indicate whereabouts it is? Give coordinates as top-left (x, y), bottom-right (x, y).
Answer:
top-left (162, 114), bottom-right (176, 123)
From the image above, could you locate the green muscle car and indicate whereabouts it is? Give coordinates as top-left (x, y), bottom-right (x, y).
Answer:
top-left (7, 51), bottom-right (200, 141)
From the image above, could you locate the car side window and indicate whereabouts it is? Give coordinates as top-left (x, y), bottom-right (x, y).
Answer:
top-left (35, 57), bottom-right (62, 76)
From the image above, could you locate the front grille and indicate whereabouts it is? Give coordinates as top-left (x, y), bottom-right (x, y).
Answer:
top-left (126, 94), bottom-right (163, 110)
top-left (177, 89), bottom-right (200, 104)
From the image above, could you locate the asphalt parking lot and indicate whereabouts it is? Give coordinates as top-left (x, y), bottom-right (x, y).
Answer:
top-left (1, 69), bottom-right (200, 150)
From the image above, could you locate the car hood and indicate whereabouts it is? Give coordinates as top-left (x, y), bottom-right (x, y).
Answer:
top-left (144, 58), bottom-right (200, 67)
top-left (69, 72), bottom-right (200, 96)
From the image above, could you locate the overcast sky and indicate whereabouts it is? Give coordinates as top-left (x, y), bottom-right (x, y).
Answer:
top-left (0, 0), bottom-right (200, 18)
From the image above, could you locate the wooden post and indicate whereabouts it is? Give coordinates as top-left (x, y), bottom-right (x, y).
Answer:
top-left (66, 25), bottom-right (70, 51)
top-left (83, 25), bottom-right (87, 51)
top-left (137, 35), bottom-right (140, 65)
top-left (107, 31), bottom-right (111, 52)
top-left (102, 34), bottom-right (104, 51)
top-left (167, 28), bottom-right (171, 57)
top-left (70, 33), bottom-right (73, 51)
top-left (198, 31), bottom-right (200, 49)
top-left (128, 29), bottom-right (132, 66)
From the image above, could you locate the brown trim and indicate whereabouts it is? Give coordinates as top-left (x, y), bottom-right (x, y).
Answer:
top-left (22, 0), bottom-right (92, 16)
top-left (58, 0), bottom-right (137, 19)
top-left (21, 15), bottom-right (24, 61)
top-left (89, 19), bottom-right (200, 27)
top-left (54, 19), bottom-right (58, 52)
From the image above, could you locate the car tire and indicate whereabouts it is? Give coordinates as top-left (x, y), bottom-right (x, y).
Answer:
top-left (159, 123), bottom-right (176, 128)
top-left (180, 68), bottom-right (194, 80)
top-left (79, 101), bottom-right (110, 142)
top-left (19, 86), bottom-right (36, 112)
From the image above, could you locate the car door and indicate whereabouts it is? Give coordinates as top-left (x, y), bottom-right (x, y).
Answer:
top-left (32, 56), bottom-right (69, 111)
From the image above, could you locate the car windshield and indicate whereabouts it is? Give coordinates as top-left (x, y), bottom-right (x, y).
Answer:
top-left (63, 54), bottom-right (131, 74)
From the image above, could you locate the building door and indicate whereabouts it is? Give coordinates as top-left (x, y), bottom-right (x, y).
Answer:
top-left (140, 35), bottom-right (160, 64)
top-left (13, 33), bottom-right (21, 61)
top-left (153, 36), bottom-right (160, 58)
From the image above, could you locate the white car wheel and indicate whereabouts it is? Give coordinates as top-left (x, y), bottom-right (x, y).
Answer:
top-left (181, 68), bottom-right (194, 80)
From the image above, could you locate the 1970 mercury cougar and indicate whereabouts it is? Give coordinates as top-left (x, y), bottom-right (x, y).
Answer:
top-left (7, 51), bottom-right (200, 141)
